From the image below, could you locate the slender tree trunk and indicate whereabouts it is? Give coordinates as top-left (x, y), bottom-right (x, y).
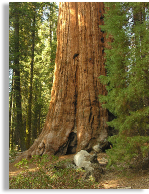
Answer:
top-left (9, 79), bottom-right (14, 150)
top-left (26, 14), bottom-right (35, 149)
top-left (38, 82), bottom-right (42, 136)
top-left (22, 2), bottom-right (109, 158)
top-left (32, 80), bottom-right (38, 140)
top-left (13, 3), bottom-right (25, 151)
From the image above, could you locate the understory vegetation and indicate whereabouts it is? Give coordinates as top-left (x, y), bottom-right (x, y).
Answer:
top-left (9, 154), bottom-right (99, 189)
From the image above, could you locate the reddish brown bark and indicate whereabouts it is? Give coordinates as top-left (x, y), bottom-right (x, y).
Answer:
top-left (22, 2), bottom-right (109, 158)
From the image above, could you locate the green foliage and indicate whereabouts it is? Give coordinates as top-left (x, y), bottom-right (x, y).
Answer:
top-left (106, 135), bottom-right (149, 169)
top-left (9, 155), bottom-right (99, 189)
top-left (99, 2), bottom-right (149, 168)
top-left (15, 158), bottom-right (29, 171)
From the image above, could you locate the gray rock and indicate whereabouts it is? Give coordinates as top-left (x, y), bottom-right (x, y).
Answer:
top-left (74, 150), bottom-right (92, 167)
top-left (74, 150), bottom-right (103, 182)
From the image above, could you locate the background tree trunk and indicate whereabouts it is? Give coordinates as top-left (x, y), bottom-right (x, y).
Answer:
top-left (26, 14), bottom-right (36, 149)
top-left (13, 3), bottom-right (25, 151)
top-left (23, 2), bottom-right (109, 158)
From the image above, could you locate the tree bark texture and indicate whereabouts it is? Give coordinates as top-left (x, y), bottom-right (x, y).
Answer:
top-left (23, 2), bottom-right (109, 158)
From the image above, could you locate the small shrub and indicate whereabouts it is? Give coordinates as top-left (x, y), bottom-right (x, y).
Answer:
top-left (15, 158), bottom-right (29, 171)
top-left (106, 135), bottom-right (149, 170)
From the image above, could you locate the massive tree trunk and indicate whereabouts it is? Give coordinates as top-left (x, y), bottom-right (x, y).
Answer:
top-left (23, 2), bottom-right (108, 158)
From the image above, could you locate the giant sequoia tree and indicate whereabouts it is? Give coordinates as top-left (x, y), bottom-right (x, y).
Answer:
top-left (22, 2), bottom-right (109, 158)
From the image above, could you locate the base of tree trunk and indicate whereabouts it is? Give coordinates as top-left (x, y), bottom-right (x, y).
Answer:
top-left (19, 2), bottom-right (110, 160)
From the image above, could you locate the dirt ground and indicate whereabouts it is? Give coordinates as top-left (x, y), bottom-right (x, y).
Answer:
top-left (9, 152), bottom-right (149, 189)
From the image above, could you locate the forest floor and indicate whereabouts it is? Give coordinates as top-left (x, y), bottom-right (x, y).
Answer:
top-left (9, 152), bottom-right (149, 189)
